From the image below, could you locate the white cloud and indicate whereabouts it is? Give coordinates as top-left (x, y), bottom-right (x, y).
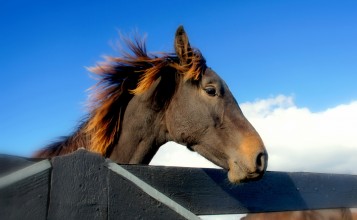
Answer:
top-left (151, 95), bottom-right (357, 175)
top-left (150, 142), bottom-right (220, 168)
top-left (241, 95), bottom-right (357, 174)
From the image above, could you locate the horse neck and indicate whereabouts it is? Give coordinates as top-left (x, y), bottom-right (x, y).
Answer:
top-left (108, 94), bottom-right (170, 164)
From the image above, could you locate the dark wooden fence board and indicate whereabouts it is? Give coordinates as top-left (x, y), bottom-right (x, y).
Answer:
top-left (122, 165), bottom-right (357, 215)
top-left (108, 168), bottom-right (188, 220)
top-left (0, 154), bottom-right (40, 176)
top-left (0, 149), bottom-right (357, 218)
top-left (47, 150), bottom-right (108, 219)
top-left (46, 149), bottom-right (189, 219)
top-left (0, 167), bottom-right (50, 219)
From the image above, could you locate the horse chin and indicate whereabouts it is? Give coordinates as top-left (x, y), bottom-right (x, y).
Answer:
top-left (228, 171), bottom-right (262, 184)
top-left (228, 166), bottom-right (265, 184)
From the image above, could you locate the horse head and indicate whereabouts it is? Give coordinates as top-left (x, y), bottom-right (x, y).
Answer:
top-left (165, 26), bottom-right (268, 183)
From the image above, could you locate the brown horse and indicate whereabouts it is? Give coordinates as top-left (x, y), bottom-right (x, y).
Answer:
top-left (34, 26), bottom-right (268, 183)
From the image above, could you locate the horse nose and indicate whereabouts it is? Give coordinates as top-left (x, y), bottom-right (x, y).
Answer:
top-left (255, 150), bottom-right (268, 173)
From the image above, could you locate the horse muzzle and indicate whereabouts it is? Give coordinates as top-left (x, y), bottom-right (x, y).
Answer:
top-left (228, 149), bottom-right (268, 184)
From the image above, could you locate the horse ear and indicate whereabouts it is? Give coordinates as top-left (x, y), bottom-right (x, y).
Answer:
top-left (174, 25), bottom-right (192, 64)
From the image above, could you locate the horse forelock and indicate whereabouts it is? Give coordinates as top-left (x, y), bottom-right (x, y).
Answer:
top-left (85, 37), bottom-right (206, 155)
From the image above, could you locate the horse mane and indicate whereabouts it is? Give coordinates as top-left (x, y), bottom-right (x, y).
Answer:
top-left (85, 36), bottom-right (206, 156)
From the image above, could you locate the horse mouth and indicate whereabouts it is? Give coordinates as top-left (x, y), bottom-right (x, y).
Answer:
top-left (227, 160), bottom-right (266, 184)
top-left (228, 168), bottom-right (265, 184)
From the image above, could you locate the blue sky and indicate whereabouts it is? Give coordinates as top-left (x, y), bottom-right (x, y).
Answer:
top-left (1, 0), bottom-right (357, 156)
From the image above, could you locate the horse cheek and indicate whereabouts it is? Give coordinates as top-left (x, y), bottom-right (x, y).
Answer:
top-left (165, 94), bottom-right (200, 144)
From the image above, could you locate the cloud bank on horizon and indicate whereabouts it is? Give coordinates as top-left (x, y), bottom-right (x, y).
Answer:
top-left (151, 95), bottom-right (357, 175)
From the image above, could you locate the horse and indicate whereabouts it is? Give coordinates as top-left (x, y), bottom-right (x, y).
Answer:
top-left (34, 26), bottom-right (268, 184)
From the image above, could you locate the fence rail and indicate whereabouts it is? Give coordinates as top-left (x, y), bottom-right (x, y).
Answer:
top-left (1, 149), bottom-right (357, 219)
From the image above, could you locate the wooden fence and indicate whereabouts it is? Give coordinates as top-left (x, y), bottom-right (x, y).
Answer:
top-left (0, 149), bottom-right (357, 219)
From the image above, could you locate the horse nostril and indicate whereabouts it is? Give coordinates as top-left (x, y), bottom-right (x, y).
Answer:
top-left (256, 152), bottom-right (267, 172)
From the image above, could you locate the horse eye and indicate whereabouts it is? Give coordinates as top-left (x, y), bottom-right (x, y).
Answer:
top-left (204, 87), bottom-right (217, 96)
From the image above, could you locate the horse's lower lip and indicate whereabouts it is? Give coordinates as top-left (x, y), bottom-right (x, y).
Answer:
top-left (245, 171), bottom-right (265, 181)
top-left (227, 167), bottom-right (265, 184)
